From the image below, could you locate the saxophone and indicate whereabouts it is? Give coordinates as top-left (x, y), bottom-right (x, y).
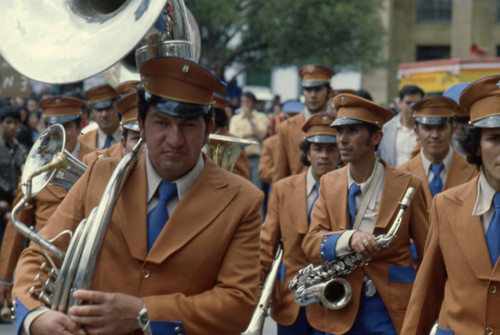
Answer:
top-left (289, 187), bottom-right (415, 310)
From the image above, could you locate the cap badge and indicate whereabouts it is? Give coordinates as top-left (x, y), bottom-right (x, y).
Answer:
top-left (322, 115), bottom-right (329, 121)
top-left (496, 80), bottom-right (500, 89)
top-left (340, 95), bottom-right (346, 103)
top-left (55, 98), bottom-right (61, 104)
top-left (306, 65), bottom-right (316, 74)
top-left (182, 64), bottom-right (190, 74)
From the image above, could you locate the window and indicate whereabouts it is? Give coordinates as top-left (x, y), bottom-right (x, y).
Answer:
top-left (416, 45), bottom-right (451, 61)
top-left (417, 0), bottom-right (452, 23)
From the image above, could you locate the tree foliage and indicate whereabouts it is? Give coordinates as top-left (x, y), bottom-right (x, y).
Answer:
top-left (186, 0), bottom-right (385, 81)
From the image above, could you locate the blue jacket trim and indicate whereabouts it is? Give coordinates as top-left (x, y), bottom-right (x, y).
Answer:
top-left (278, 263), bottom-right (286, 281)
top-left (435, 326), bottom-right (454, 335)
top-left (388, 265), bottom-right (416, 284)
top-left (409, 241), bottom-right (418, 262)
top-left (14, 297), bottom-right (29, 335)
top-left (151, 321), bottom-right (185, 334)
top-left (321, 233), bottom-right (342, 261)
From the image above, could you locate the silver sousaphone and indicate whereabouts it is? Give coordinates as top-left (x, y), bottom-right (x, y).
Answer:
top-left (0, 0), bottom-right (200, 85)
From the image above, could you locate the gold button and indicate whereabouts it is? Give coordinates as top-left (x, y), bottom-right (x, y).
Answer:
top-left (489, 285), bottom-right (497, 294)
top-left (486, 326), bottom-right (494, 335)
top-left (323, 237), bottom-right (327, 242)
top-left (174, 326), bottom-right (181, 332)
top-left (141, 269), bottom-right (150, 279)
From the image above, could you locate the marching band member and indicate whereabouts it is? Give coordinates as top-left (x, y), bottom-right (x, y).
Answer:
top-left (401, 75), bottom-right (500, 334)
top-left (0, 96), bottom-right (93, 307)
top-left (80, 84), bottom-right (122, 150)
top-left (398, 95), bottom-right (478, 210)
top-left (273, 64), bottom-right (334, 183)
top-left (302, 94), bottom-right (429, 334)
top-left (260, 112), bottom-right (341, 334)
top-left (12, 57), bottom-right (263, 335)
top-left (82, 89), bottom-right (143, 165)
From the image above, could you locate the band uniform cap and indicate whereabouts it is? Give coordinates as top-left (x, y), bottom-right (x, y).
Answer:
top-left (116, 90), bottom-right (139, 131)
top-left (140, 57), bottom-right (226, 117)
top-left (39, 96), bottom-right (84, 124)
top-left (282, 100), bottom-right (305, 114)
top-left (299, 64), bottom-right (334, 88)
top-left (412, 96), bottom-right (457, 125)
top-left (302, 112), bottom-right (337, 143)
top-left (116, 80), bottom-right (140, 96)
top-left (330, 94), bottom-right (393, 128)
top-left (84, 84), bottom-right (120, 110)
top-left (329, 89), bottom-right (357, 108)
top-left (459, 75), bottom-right (500, 127)
top-left (213, 93), bottom-right (230, 110)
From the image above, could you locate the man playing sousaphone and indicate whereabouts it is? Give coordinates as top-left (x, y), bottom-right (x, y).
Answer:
top-left (302, 94), bottom-right (429, 334)
top-left (12, 57), bottom-right (263, 335)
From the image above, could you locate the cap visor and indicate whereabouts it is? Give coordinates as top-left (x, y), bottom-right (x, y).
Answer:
top-left (146, 93), bottom-right (211, 118)
top-left (415, 117), bottom-right (451, 125)
top-left (122, 120), bottom-right (140, 132)
top-left (45, 114), bottom-right (80, 125)
top-left (330, 117), bottom-right (366, 127)
top-left (306, 134), bottom-right (337, 143)
top-left (89, 99), bottom-right (114, 110)
top-left (472, 115), bottom-right (500, 128)
top-left (302, 81), bottom-right (329, 88)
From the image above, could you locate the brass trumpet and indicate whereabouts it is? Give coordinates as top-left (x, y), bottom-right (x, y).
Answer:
top-left (206, 134), bottom-right (258, 172)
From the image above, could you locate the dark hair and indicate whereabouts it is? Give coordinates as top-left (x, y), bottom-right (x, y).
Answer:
top-left (399, 85), bottom-right (425, 101)
top-left (137, 87), bottom-right (213, 128)
top-left (299, 140), bottom-right (311, 166)
top-left (213, 107), bottom-right (228, 129)
top-left (242, 91), bottom-right (257, 103)
top-left (0, 106), bottom-right (21, 121)
top-left (456, 125), bottom-right (482, 169)
top-left (356, 89), bottom-right (373, 101)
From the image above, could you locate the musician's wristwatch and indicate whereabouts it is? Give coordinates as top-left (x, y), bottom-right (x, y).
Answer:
top-left (137, 305), bottom-right (152, 335)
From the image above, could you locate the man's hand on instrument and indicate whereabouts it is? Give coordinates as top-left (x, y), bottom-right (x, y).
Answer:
top-left (30, 310), bottom-right (85, 335)
top-left (68, 289), bottom-right (144, 335)
top-left (350, 231), bottom-right (378, 257)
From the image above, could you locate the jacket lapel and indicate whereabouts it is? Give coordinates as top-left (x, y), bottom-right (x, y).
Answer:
top-left (116, 156), bottom-right (149, 261)
top-left (448, 178), bottom-right (493, 278)
top-left (443, 150), bottom-right (471, 190)
top-left (411, 155), bottom-right (433, 208)
top-left (285, 174), bottom-right (308, 234)
top-left (45, 185), bottom-right (67, 200)
top-left (375, 164), bottom-right (411, 230)
top-left (327, 167), bottom-right (349, 230)
top-left (147, 160), bottom-right (239, 264)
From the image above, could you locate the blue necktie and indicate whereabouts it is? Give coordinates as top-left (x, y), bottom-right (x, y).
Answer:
top-left (348, 183), bottom-right (361, 228)
top-left (486, 193), bottom-right (500, 266)
top-left (308, 182), bottom-right (320, 225)
top-left (429, 164), bottom-right (444, 197)
top-left (147, 181), bottom-right (177, 251)
top-left (103, 135), bottom-right (113, 149)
